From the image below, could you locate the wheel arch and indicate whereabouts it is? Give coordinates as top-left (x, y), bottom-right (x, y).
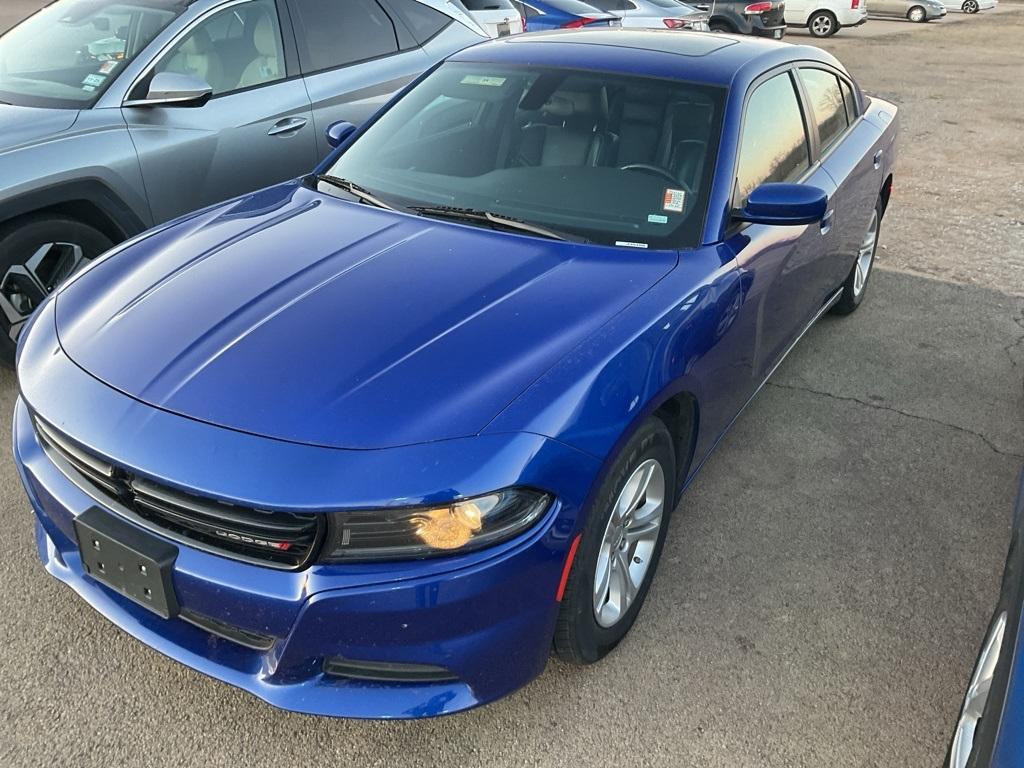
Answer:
top-left (0, 180), bottom-right (148, 245)
top-left (880, 173), bottom-right (894, 218)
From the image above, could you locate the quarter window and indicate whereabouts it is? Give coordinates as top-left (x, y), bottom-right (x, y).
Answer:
top-left (387, 0), bottom-right (451, 46)
top-left (290, 0), bottom-right (399, 74)
top-left (839, 77), bottom-right (859, 124)
top-left (735, 72), bottom-right (810, 207)
top-left (153, 0), bottom-right (285, 97)
top-left (798, 68), bottom-right (849, 152)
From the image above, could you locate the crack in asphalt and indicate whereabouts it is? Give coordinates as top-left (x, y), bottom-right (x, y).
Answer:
top-left (1005, 310), bottom-right (1024, 372)
top-left (767, 380), bottom-right (1024, 460)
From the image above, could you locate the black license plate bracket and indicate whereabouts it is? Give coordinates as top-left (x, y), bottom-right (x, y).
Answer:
top-left (74, 507), bottom-right (179, 619)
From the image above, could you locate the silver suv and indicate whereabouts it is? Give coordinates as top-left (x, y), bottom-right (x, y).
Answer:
top-left (0, 0), bottom-right (484, 363)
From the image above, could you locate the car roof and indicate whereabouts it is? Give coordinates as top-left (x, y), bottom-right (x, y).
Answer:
top-left (449, 29), bottom-right (844, 88)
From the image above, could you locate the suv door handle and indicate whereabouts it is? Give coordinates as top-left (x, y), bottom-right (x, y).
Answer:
top-left (268, 117), bottom-right (308, 137)
top-left (873, 149), bottom-right (884, 169)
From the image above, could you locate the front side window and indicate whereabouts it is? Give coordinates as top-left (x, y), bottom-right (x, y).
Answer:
top-left (798, 68), bottom-right (849, 152)
top-left (320, 62), bottom-right (725, 249)
top-left (0, 0), bottom-right (186, 108)
top-left (735, 72), bottom-right (810, 207)
top-left (290, 0), bottom-right (399, 73)
top-left (153, 0), bottom-right (285, 97)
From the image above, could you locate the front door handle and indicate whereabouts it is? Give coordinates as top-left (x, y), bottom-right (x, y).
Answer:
top-left (268, 117), bottom-right (308, 137)
top-left (820, 208), bottom-right (835, 235)
top-left (873, 149), bottom-right (884, 169)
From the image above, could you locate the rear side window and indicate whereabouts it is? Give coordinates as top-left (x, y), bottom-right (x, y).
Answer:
top-left (798, 68), bottom-right (848, 152)
top-left (511, 2), bottom-right (541, 18)
top-left (290, 0), bottom-right (399, 73)
top-left (735, 72), bottom-right (810, 207)
top-left (387, 0), bottom-right (452, 45)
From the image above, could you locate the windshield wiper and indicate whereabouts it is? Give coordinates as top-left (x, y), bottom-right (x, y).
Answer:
top-left (314, 174), bottom-right (397, 212)
top-left (410, 205), bottom-right (584, 243)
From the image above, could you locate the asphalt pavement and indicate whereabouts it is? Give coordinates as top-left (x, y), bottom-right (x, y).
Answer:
top-left (0, 2), bottom-right (1022, 767)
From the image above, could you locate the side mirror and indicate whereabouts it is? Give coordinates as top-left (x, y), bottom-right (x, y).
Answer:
top-left (124, 72), bottom-right (212, 109)
top-left (326, 120), bottom-right (357, 149)
top-left (735, 183), bottom-right (827, 226)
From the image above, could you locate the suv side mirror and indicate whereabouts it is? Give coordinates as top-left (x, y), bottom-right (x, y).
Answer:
top-left (326, 121), bottom-right (357, 149)
top-left (735, 183), bottom-right (828, 226)
top-left (124, 72), bottom-right (213, 109)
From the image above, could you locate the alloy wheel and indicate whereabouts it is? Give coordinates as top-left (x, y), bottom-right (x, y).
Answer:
top-left (853, 210), bottom-right (879, 297)
top-left (963, 0), bottom-right (978, 11)
top-left (908, 6), bottom-right (926, 21)
top-left (810, 14), bottom-right (834, 36)
top-left (0, 242), bottom-right (89, 341)
top-left (593, 459), bottom-right (666, 628)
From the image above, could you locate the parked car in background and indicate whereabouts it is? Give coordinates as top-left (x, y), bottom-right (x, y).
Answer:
top-left (511, 0), bottom-right (621, 29)
top-left (586, 0), bottom-right (710, 30)
top-left (946, 470), bottom-right (1024, 768)
top-left (15, 29), bottom-right (897, 719)
top-left (870, 0), bottom-right (947, 21)
top-left (943, 0), bottom-right (996, 13)
top-left (784, 0), bottom-right (867, 36)
top-left (457, 0), bottom-right (526, 35)
top-left (691, 0), bottom-right (786, 37)
top-left (0, 0), bottom-right (485, 365)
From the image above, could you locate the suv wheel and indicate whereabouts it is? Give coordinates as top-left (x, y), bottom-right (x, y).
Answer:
top-left (709, 20), bottom-right (734, 32)
top-left (0, 214), bottom-right (113, 366)
top-left (808, 10), bottom-right (838, 37)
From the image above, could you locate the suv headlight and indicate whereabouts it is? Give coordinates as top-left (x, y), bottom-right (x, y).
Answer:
top-left (320, 488), bottom-right (552, 562)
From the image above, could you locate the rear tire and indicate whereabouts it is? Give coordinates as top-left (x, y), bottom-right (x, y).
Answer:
top-left (554, 417), bottom-right (677, 664)
top-left (962, 0), bottom-right (979, 12)
top-left (831, 198), bottom-right (882, 316)
top-left (808, 10), bottom-right (838, 37)
top-left (709, 20), bottom-right (734, 32)
top-left (907, 5), bottom-right (927, 21)
top-left (0, 214), bottom-right (113, 367)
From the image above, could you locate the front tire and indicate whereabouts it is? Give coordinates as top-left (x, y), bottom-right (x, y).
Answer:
top-left (0, 214), bottom-right (113, 367)
top-left (554, 417), bottom-right (677, 664)
top-left (808, 10), bottom-right (838, 37)
top-left (907, 5), bottom-right (928, 21)
top-left (831, 198), bottom-right (882, 316)
top-left (962, 0), bottom-right (979, 12)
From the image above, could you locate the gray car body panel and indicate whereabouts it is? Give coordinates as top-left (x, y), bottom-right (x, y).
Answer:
top-left (0, 0), bottom-right (484, 236)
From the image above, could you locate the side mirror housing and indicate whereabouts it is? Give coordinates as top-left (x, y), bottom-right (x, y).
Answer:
top-left (326, 120), bottom-right (357, 149)
top-left (735, 183), bottom-right (828, 226)
top-left (124, 72), bottom-right (213, 108)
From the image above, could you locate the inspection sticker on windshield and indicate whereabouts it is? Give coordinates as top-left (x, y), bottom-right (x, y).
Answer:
top-left (663, 188), bottom-right (686, 213)
top-left (82, 73), bottom-right (106, 88)
top-left (461, 75), bottom-right (506, 87)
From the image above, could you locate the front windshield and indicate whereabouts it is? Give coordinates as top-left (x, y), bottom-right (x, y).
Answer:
top-left (323, 63), bottom-right (725, 249)
top-left (0, 0), bottom-right (187, 109)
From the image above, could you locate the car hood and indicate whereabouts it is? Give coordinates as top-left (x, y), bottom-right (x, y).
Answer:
top-left (55, 183), bottom-right (676, 449)
top-left (0, 104), bottom-right (79, 153)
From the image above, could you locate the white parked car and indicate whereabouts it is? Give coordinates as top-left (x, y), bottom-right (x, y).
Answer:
top-left (458, 0), bottom-right (527, 36)
top-left (784, 0), bottom-right (868, 36)
top-left (586, 0), bottom-right (711, 30)
top-left (943, 0), bottom-right (996, 13)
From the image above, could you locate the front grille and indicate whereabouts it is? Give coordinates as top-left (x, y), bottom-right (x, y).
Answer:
top-left (34, 418), bottom-right (323, 570)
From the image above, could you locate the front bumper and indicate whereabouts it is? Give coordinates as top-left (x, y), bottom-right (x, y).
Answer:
top-left (12, 303), bottom-right (602, 718)
top-left (16, 396), bottom-right (592, 717)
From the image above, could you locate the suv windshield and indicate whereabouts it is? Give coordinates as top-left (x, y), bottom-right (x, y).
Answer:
top-left (0, 0), bottom-right (187, 109)
top-left (323, 62), bottom-right (724, 249)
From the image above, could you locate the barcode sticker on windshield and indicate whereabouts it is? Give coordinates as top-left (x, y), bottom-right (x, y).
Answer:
top-left (663, 188), bottom-right (686, 213)
top-left (461, 75), bottom-right (506, 87)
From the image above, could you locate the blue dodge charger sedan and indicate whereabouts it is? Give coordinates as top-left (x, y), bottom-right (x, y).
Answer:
top-left (13, 30), bottom-right (898, 718)
top-left (948, 469), bottom-right (1024, 768)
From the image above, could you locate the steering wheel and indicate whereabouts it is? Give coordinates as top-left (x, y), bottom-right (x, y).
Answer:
top-left (619, 163), bottom-right (680, 185)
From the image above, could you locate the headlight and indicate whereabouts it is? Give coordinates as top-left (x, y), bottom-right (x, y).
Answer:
top-left (949, 611), bottom-right (1007, 768)
top-left (320, 488), bottom-right (552, 562)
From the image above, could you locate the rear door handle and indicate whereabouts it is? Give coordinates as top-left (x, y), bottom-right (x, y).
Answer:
top-left (820, 208), bottom-right (835, 235)
top-left (268, 117), bottom-right (308, 137)
top-left (873, 149), bottom-right (884, 169)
